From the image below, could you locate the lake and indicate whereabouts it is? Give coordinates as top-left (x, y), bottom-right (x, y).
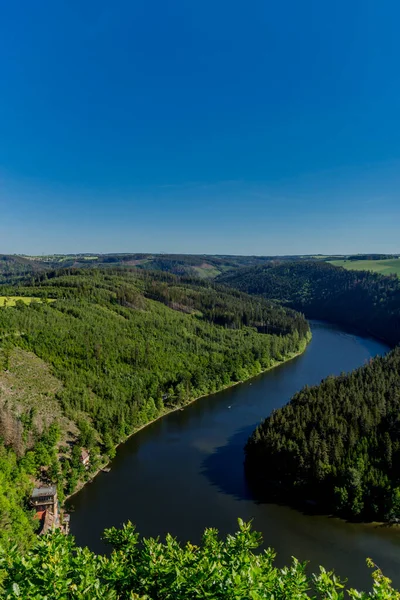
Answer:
top-left (67, 321), bottom-right (400, 589)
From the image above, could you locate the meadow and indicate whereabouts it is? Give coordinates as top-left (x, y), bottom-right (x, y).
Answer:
top-left (329, 258), bottom-right (400, 277)
top-left (0, 296), bottom-right (54, 307)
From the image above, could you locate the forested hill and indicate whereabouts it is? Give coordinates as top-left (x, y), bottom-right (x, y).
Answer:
top-left (218, 261), bottom-right (400, 346)
top-left (0, 268), bottom-right (309, 549)
top-left (0, 253), bottom-right (290, 282)
top-left (0, 255), bottom-right (46, 284)
top-left (245, 348), bottom-right (400, 522)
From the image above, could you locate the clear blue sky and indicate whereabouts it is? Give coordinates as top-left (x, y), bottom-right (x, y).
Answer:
top-left (1, 0), bottom-right (399, 255)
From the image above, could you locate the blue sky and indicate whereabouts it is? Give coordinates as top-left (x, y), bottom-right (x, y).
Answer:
top-left (1, 0), bottom-right (399, 255)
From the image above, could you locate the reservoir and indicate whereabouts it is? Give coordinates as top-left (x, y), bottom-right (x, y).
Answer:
top-left (67, 321), bottom-right (400, 589)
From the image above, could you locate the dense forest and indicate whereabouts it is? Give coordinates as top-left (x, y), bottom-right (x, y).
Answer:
top-left (0, 268), bottom-right (309, 547)
top-left (342, 254), bottom-right (399, 261)
top-left (220, 261), bottom-right (400, 521)
top-left (219, 261), bottom-right (400, 345)
top-left (1, 520), bottom-right (397, 599)
top-left (0, 255), bottom-right (46, 285)
top-left (245, 348), bottom-right (400, 521)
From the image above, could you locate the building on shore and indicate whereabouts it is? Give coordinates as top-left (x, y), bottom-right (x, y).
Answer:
top-left (80, 448), bottom-right (90, 469)
top-left (31, 485), bottom-right (59, 534)
top-left (30, 485), bottom-right (69, 534)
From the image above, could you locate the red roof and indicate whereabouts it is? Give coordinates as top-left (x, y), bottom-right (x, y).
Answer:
top-left (34, 509), bottom-right (46, 521)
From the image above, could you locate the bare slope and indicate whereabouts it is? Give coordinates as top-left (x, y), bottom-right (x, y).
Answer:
top-left (0, 347), bottom-right (77, 454)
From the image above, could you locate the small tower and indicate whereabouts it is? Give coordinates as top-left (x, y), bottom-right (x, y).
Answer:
top-left (30, 486), bottom-right (59, 533)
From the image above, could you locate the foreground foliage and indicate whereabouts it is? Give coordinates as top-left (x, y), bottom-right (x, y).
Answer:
top-left (0, 520), bottom-right (398, 599)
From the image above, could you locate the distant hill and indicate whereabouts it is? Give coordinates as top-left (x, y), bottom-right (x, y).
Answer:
top-left (0, 252), bottom-right (321, 283)
top-left (0, 255), bottom-right (47, 284)
top-left (218, 260), bottom-right (400, 346)
top-left (2, 252), bottom-right (400, 285)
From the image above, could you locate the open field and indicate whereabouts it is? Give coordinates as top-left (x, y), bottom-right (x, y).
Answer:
top-left (330, 258), bottom-right (400, 277)
top-left (0, 296), bottom-right (55, 307)
top-left (192, 265), bottom-right (222, 278)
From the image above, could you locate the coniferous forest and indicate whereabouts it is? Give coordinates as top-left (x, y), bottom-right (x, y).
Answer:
top-left (220, 261), bottom-right (400, 521)
top-left (245, 348), bottom-right (400, 520)
top-left (219, 260), bottom-right (400, 345)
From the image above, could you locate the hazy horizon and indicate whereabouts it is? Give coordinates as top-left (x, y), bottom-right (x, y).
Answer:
top-left (3, 250), bottom-right (400, 259)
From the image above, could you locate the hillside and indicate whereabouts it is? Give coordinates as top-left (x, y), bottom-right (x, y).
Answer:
top-left (219, 261), bottom-right (400, 345)
top-left (0, 347), bottom-right (77, 452)
top-left (245, 348), bottom-right (400, 521)
top-left (0, 255), bottom-right (46, 284)
top-left (0, 348), bottom-right (79, 549)
top-left (0, 268), bottom-right (309, 548)
top-left (0, 253), bottom-right (279, 281)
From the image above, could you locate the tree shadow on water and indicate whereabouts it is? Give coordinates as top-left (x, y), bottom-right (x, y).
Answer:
top-left (200, 424), bottom-right (342, 519)
top-left (200, 425), bottom-right (256, 502)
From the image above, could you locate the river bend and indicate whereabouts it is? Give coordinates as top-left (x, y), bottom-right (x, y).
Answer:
top-left (67, 321), bottom-right (399, 589)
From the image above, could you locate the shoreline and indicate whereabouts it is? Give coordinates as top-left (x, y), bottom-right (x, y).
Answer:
top-left (66, 332), bottom-right (311, 503)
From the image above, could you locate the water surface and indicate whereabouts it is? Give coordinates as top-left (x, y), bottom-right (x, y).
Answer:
top-left (68, 322), bottom-right (400, 589)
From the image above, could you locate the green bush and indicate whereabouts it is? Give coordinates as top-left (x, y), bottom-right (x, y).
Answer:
top-left (0, 520), bottom-right (398, 599)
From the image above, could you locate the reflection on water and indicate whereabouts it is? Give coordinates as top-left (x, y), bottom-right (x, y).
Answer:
top-left (67, 322), bottom-right (400, 589)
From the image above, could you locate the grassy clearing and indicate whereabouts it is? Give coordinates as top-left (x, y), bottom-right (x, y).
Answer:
top-left (330, 258), bottom-right (400, 277)
top-left (192, 265), bottom-right (222, 278)
top-left (0, 296), bottom-right (55, 307)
